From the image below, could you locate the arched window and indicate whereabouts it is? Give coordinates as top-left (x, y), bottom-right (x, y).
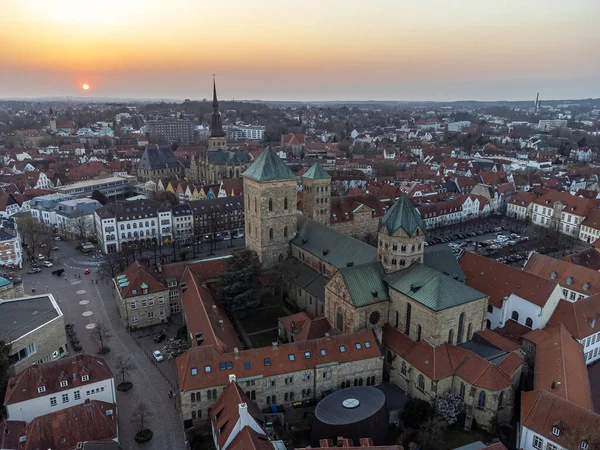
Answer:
top-left (498, 391), bottom-right (504, 408)
top-left (467, 323), bottom-right (473, 341)
top-left (401, 361), bottom-right (407, 376)
top-left (525, 317), bottom-right (533, 328)
top-left (284, 197), bottom-right (288, 210)
top-left (405, 303), bottom-right (412, 335)
top-left (395, 311), bottom-right (399, 328)
top-left (191, 392), bottom-right (196, 403)
top-left (487, 304), bottom-right (493, 313)
top-left (192, 410), bottom-right (197, 420)
top-left (358, 378), bottom-right (363, 386)
top-left (336, 307), bottom-right (344, 332)
top-left (448, 329), bottom-right (454, 345)
top-left (486, 319), bottom-right (491, 329)
top-left (284, 226), bottom-right (288, 238)
top-left (417, 375), bottom-right (425, 391)
top-left (460, 383), bottom-right (465, 400)
top-left (267, 396), bottom-right (271, 404)
top-left (145, 221), bottom-right (149, 227)
top-left (251, 390), bottom-right (256, 400)
top-left (370, 376), bottom-right (375, 386)
top-left (285, 393), bottom-right (289, 401)
top-left (417, 325), bottom-right (422, 342)
top-left (366, 377), bottom-right (371, 386)
top-left (272, 395), bottom-right (276, 404)
top-left (457, 312), bottom-right (465, 344)
top-left (511, 311), bottom-right (519, 321)
top-left (254, 198), bottom-right (257, 213)
top-left (354, 379), bottom-right (358, 387)
top-left (269, 228), bottom-right (273, 241)
top-left (478, 391), bottom-right (486, 410)
top-left (268, 198), bottom-right (273, 212)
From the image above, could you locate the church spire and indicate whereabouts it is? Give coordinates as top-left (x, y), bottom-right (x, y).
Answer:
top-left (210, 75), bottom-right (225, 138)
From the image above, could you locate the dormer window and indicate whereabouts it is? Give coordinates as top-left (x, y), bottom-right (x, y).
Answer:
top-left (552, 426), bottom-right (561, 436)
top-left (37, 386), bottom-right (46, 393)
top-left (566, 277), bottom-right (573, 285)
top-left (141, 282), bottom-right (148, 295)
top-left (583, 283), bottom-right (590, 291)
top-left (81, 375), bottom-right (89, 382)
top-left (60, 380), bottom-right (68, 388)
top-left (550, 272), bottom-right (557, 280)
top-left (580, 441), bottom-right (589, 450)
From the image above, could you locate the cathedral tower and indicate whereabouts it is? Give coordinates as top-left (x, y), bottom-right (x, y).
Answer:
top-left (302, 162), bottom-right (331, 225)
top-left (377, 196), bottom-right (425, 273)
top-left (243, 147), bottom-right (297, 268)
top-left (208, 78), bottom-right (227, 150)
top-left (49, 108), bottom-right (57, 131)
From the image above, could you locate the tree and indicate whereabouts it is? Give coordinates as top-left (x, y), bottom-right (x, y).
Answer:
top-left (115, 355), bottom-right (132, 384)
top-left (151, 190), bottom-right (178, 207)
top-left (90, 322), bottom-right (112, 352)
top-left (91, 190), bottom-right (108, 205)
top-left (161, 338), bottom-right (190, 360)
top-left (0, 341), bottom-right (11, 419)
top-left (131, 401), bottom-right (154, 442)
top-left (73, 215), bottom-right (94, 243)
top-left (216, 249), bottom-right (261, 313)
top-left (98, 252), bottom-right (127, 279)
top-left (416, 418), bottom-right (447, 450)
top-left (400, 397), bottom-right (434, 429)
top-left (436, 390), bottom-right (464, 425)
top-left (17, 216), bottom-right (47, 259)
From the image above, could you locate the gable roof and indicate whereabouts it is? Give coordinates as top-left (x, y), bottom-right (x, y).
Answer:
top-left (115, 261), bottom-right (167, 299)
top-left (4, 355), bottom-right (113, 406)
top-left (523, 252), bottom-right (600, 296)
top-left (336, 262), bottom-right (390, 307)
top-left (460, 252), bottom-right (558, 308)
top-left (19, 400), bottom-right (117, 450)
top-left (138, 144), bottom-right (182, 171)
top-left (228, 427), bottom-right (274, 450)
top-left (303, 162), bottom-right (331, 180)
top-left (385, 263), bottom-right (486, 312)
top-left (279, 313), bottom-right (332, 342)
top-left (242, 147), bottom-right (295, 182)
top-left (291, 216), bottom-right (377, 269)
top-left (379, 195), bottom-right (425, 236)
top-left (547, 295), bottom-right (600, 340)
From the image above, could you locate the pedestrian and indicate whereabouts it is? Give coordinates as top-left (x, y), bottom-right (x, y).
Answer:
top-left (64, 276), bottom-right (67, 282)
top-left (168, 390), bottom-right (173, 399)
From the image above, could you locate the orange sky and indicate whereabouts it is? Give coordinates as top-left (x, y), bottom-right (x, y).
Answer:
top-left (1, 0), bottom-right (599, 100)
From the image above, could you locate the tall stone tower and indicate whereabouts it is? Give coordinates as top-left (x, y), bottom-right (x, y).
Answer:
top-left (49, 108), bottom-right (57, 131)
top-left (377, 196), bottom-right (425, 273)
top-left (208, 78), bottom-right (227, 150)
top-left (302, 162), bottom-right (331, 225)
top-left (243, 147), bottom-right (297, 268)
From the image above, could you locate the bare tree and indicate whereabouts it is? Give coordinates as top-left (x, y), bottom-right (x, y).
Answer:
top-left (90, 322), bottom-right (112, 352)
top-left (73, 215), bottom-right (94, 243)
top-left (115, 355), bottom-right (132, 383)
top-left (131, 401), bottom-right (153, 432)
top-left (98, 252), bottom-right (126, 278)
top-left (17, 216), bottom-right (47, 259)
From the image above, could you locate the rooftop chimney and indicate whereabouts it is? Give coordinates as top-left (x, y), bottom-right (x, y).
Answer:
top-left (212, 305), bottom-right (217, 313)
top-left (272, 342), bottom-right (278, 351)
top-left (233, 348), bottom-right (239, 360)
top-left (218, 319), bottom-right (224, 328)
top-left (291, 321), bottom-right (296, 332)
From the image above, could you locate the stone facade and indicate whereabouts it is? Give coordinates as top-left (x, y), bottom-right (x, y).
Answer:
top-left (114, 283), bottom-right (171, 329)
top-left (388, 289), bottom-right (488, 346)
top-left (181, 354), bottom-right (383, 426)
top-left (290, 245), bottom-right (336, 278)
top-left (377, 226), bottom-right (424, 273)
top-left (244, 178), bottom-right (297, 268)
top-left (331, 205), bottom-right (379, 240)
top-left (325, 271), bottom-right (389, 334)
top-left (302, 178), bottom-right (331, 226)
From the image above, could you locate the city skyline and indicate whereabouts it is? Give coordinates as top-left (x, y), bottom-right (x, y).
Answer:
top-left (2, 0), bottom-right (600, 101)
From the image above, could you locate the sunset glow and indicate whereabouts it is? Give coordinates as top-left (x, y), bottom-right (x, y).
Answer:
top-left (82, 84), bottom-right (90, 91)
top-left (1, 0), bottom-right (599, 100)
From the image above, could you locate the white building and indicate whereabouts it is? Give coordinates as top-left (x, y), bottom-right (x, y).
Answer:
top-left (531, 191), bottom-right (590, 238)
top-left (57, 175), bottom-right (137, 200)
top-left (55, 198), bottom-right (103, 239)
top-left (94, 198), bottom-right (173, 253)
top-left (4, 354), bottom-right (116, 424)
top-left (225, 124), bottom-right (265, 141)
top-left (30, 194), bottom-right (75, 228)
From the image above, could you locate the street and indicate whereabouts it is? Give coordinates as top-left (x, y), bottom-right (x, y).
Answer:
top-left (21, 239), bottom-right (186, 450)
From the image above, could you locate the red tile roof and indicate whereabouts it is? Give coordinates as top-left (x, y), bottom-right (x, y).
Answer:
top-left (521, 390), bottom-right (600, 450)
top-left (508, 191), bottom-right (536, 207)
top-left (330, 194), bottom-right (385, 224)
top-left (116, 261), bottom-right (167, 299)
top-left (523, 252), bottom-right (600, 296)
top-left (460, 252), bottom-right (558, 308)
top-left (19, 400), bottom-right (117, 450)
top-left (547, 296), bottom-right (600, 340)
top-left (533, 190), bottom-right (592, 216)
top-left (228, 427), bottom-right (274, 450)
top-left (296, 437), bottom-right (403, 449)
top-left (4, 355), bottom-right (113, 406)
top-left (475, 329), bottom-right (521, 353)
top-left (0, 419), bottom-right (25, 450)
top-left (177, 330), bottom-right (381, 391)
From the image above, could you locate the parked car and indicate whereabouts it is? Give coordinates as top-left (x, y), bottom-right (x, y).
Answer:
top-left (43, 261), bottom-right (53, 268)
top-left (154, 332), bottom-right (167, 343)
top-left (27, 268), bottom-right (42, 274)
top-left (52, 246), bottom-right (60, 251)
top-left (153, 350), bottom-right (164, 362)
top-left (84, 268), bottom-right (90, 275)
top-left (55, 236), bottom-right (62, 241)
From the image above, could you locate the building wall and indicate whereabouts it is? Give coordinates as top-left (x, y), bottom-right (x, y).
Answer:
top-left (6, 378), bottom-right (116, 424)
top-left (581, 330), bottom-right (600, 365)
top-left (302, 178), bottom-right (330, 226)
top-left (114, 285), bottom-right (171, 329)
top-left (9, 314), bottom-right (68, 376)
top-left (388, 290), bottom-right (487, 346)
top-left (497, 286), bottom-right (562, 331)
top-left (377, 226), bottom-right (424, 273)
top-left (0, 236), bottom-right (23, 269)
top-left (290, 245), bottom-right (336, 279)
top-left (181, 354), bottom-right (383, 426)
top-left (286, 280), bottom-right (323, 317)
top-left (244, 178), bottom-right (297, 268)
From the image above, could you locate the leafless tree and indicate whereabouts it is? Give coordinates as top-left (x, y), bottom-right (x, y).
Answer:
top-left (17, 216), bottom-right (47, 259)
top-left (131, 401), bottom-right (153, 432)
top-left (90, 322), bottom-right (112, 352)
top-left (115, 355), bottom-right (133, 384)
top-left (73, 215), bottom-right (94, 243)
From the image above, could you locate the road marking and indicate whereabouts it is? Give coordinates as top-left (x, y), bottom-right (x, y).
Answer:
top-left (82, 311), bottom-right (93, 317)
top-left (76, 290), bottom-right (86, 294)
top-left (79, 300), bottom-right (90, 305)
top-left (85, 323), bottom-right (97, 329)
top-left (71, 281), bottom-right (82, 285)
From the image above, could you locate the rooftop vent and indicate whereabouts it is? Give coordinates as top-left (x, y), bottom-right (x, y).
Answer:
top-left (346, 262), bottom-right (354, 267)
top-left (372, 290), bottom-right (379, 297)
top-left (550, 272), bottom-right (557, 280)
top-left (323, 249), bottom-right (329, 256)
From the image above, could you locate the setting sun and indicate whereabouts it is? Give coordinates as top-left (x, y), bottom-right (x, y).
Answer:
top-left (82, 83), bottom-right (90, 90)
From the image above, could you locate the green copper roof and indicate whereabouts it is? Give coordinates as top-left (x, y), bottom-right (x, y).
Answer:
top-left (243, 146), bottom-right (296, 182)
top-left (379, 195), bottom-right (425, 236)
top-left (385, 263), bottom-right (485, 312)
top-left (338, 261), bottom-right (389, 307)
top-left (303, 162), bottom-right (331, 180)
top-left (0, 277), bottom-right (11, 288)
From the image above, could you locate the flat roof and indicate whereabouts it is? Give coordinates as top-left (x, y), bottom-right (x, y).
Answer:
top-left (0, 295), bottom-right (61, 342)
top-left (314, 386), bottom-right (386, 425)
top-left (57, 175), bottom-right (136, 190)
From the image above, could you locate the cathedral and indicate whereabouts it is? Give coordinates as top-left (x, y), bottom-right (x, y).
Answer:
top-left (242, 149), bottom-right (523, 431)
top-left (186, 80), bottom-right (251, 183)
